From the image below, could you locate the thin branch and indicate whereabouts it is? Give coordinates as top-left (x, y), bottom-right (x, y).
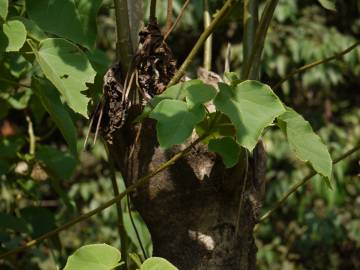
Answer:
top-left (167, 0), bottom-right (238, 86)
top-left (106, 146), bottom-right (128, 268)
top-left (165, 0), bottom-right (173, 33)
top-left (203, 0), bottom-right (212, 70)
top-left (26, 115), bottom-right (35, 156)
top-left (243, 0), bottom-right (279, 79)
top-left (0, 136), bottom-right (204, 259)
top-left (273, 41), bottom-right (360, 90)
top-left (259, 144), bottom-right (360, 223)
top-left (164, 0), bottom-right (190, 40)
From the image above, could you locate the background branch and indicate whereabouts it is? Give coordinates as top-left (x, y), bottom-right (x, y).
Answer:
top-left (273, 41), bottom-right (360, 90)
top-left (164, 0), bottom-right (190, 40)
top-left (259, 144), bottom-right (360, 223)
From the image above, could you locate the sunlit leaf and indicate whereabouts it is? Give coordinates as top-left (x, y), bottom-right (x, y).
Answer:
top-left (0, 20), bottom-right (27, 52)
top-left (214, 81), bottom-right (285, 151)
top-left (0, 0), bottom-right (8, 21)
top-left (140, 257), bottom-right (178, 270)
top-left (277, 107), bottom-right (332, 186)
top-left (64, 244), bottom-right (122, 270)
top-left (32, 38), bottom-right (96, 117)
top-left (318, 0), bottom-right (336, 11)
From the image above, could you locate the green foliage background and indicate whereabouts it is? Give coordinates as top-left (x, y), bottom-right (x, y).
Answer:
top-left (0, 0), bottom-right (359, 269)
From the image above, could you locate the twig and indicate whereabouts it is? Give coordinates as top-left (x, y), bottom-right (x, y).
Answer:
top-left (106, 145), bottom-right (128, 268)
top-left (26, 115), bottom-right (35, 156)
top-left (273, 41), bottom-right (360, 90)
top-left (167, 0), bottom-right (238, 86)
top-left (165, 0), bottom-right (173, 33)
top-left (0, 136), bottom-right (204, 259)
top-left (164, 0), bottom-right (190, 40)
top-left (203, 0), bottom-right (212, 70)
top-left (258, 144), bottom-right (360, 223)
top-left (243, 0), bottom-right (279, 79)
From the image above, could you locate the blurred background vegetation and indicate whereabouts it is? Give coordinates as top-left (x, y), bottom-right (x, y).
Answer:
top-left (0, 0), bottom-right (359, 269)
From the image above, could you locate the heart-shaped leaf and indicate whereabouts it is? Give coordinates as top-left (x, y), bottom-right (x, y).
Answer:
top-left (214, 81), bottom-right (285, 151)
top-left (0, 20), bottom-right (27, 52)
top-left (141, 257), bottom-right (178, 270)
top-left (208, 137), bottom-right (241, 168)
top-left (32, 38), bottom-right (96, 117)
top-left (64, 244), bottom-right (122, 270)
top-left (149, 100), bottom-right (205, 148)
top-left (277, 108), bottom-right (332, 187)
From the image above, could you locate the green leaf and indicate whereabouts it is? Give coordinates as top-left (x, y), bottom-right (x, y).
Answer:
top-left (0, 20), bottom-right (27, 52)
top-left (185, 83), bottom-right (217, 107)
top-left (86, 48), bottom-right (111, 75)
top-left (32, 78), bottom-right (77, 155)
top-left (277, 108), bottom-right (332, 186)
top-left (135, 80), bottom-right (203, 123)
top-left (224, 71), bottom-right (242, 86)
top-left (141, 257), bottom-right (178, 270)
top-left (0, 137), bottom-right (25, 158)
top-left (0, 212), bottom-right (30, 234)
top-left (208, 137), bottom-right (241, 168)
top-left (32, 38), bottom-right (96, 117)
top-left (64, 244), bottom-right (122, 270)
top-left (151, 80), bottom-right (203, 107)
top-left (123, 211), bottom-right (152, 256)
top-left (36, 145), bottom-right (77, 180)
top-left (0, 0), bottom-right (8, 21)
top-left (318, 0), bottom-right (336, 11)
top-left (149, 100), bottom-right (205, 148)
top-left (14, 17), bottom-right (47, 41)
top-left (26, 0), bottom-right (103, 48)
top-left (20, 207), bottom-right (56, 238)
top-left (195, 113), bottom-right (236, 144)
top-left (214, 81), bottom-right (285, 151)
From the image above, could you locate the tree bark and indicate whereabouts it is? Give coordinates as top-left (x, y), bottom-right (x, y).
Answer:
top-left (109, 117), bottom-right (266, 270)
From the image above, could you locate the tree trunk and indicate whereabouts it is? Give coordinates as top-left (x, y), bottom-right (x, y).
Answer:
top-left (109, 118), bottom-right (266, 270)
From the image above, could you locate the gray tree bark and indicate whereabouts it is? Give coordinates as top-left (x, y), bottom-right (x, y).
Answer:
top-left (109, 118), bottom-right (266, 270)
